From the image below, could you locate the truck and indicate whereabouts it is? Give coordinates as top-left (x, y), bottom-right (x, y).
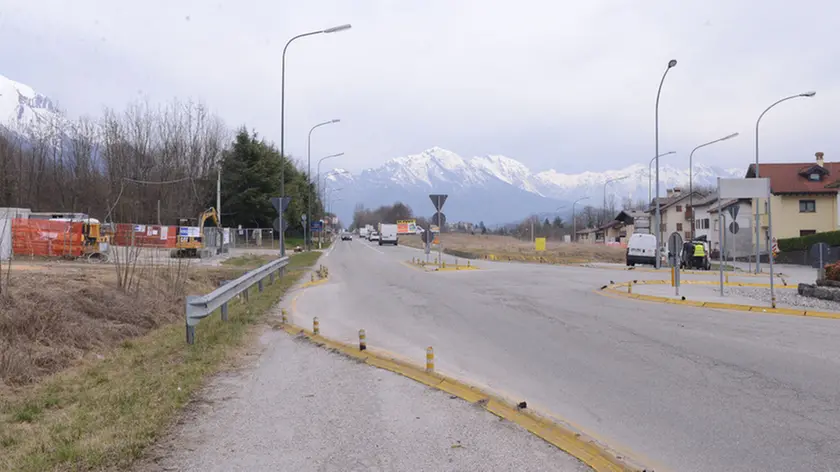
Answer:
top-left (379, 223), bottom-right (398, 246)
top-left (359, 227), bottom-right (369, 239)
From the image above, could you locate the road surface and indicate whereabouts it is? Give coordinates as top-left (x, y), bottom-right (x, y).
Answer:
top-left (294, 238), bottom-right (840, 472)
top-left (141, 326), bottom-right (588, 472)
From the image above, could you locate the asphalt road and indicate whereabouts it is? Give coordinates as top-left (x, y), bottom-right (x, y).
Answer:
top-left (142, 327), bottom-right (588, 472)
top-left (295, 238), bottom-right (840, 472)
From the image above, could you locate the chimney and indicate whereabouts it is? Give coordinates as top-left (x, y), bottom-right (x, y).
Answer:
top-left (666, 187), bottom-right (682, 198)
top-left (816, 151), bottom-right (825, 167)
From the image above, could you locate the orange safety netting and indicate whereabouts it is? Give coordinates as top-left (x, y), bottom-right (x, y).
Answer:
top-left (113, 224), bottom-right (177, 248)
top-left (12, 218), bottom-right (85, 257)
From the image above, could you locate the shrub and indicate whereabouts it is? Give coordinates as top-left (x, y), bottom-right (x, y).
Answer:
top-left (825, 261), bottom-right (840, 281)
top-left (778, 230), bottom-right (840, 252)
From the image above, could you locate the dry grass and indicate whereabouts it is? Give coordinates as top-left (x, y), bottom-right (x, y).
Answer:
top-left (0, 252), bottom-right (319, 471)
top-left (400, 233), bottom-right (625, 264)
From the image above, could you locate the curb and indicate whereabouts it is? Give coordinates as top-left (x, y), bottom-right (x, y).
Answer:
top-left (599, 281), bottom-right (840, 320)
top-left (277, 322), bottom-right (636, 472)
top-left (300, 277), bottom-right (329, 289)
top-left (403, 260), bottom-right (480, 272)
top-left (582, 264), bottom-right (772, 278)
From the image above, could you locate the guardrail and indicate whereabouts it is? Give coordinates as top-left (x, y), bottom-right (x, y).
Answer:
top-left (185, 256), bottom-right (290, 344)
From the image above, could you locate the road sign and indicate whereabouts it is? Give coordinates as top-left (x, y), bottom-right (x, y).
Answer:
top-left (809, 242), bottom-right (831, 269)
top-left (271, 196), bottom-right (291, 213)
top-left (729, 221), bottom-right (740, 234)
top-left (301, 214), bottom-right (307, 222)
top-left (310, 221), bottom-right (323, 231)
top-left (772, 237), bottom-right (779, 257)
top-left (272, 217), bottom-right (287, 233)
top-left (429, 194), bottom-right (448, 211)
top-left (668, 232), bottom-right (683, 258)
top-left (422, 228), bottom-right (434, 244)
top-left (727, 204), bottom-right (740, 221)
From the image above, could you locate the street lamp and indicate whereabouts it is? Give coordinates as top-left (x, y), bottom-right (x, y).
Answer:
top-left (280, 24), bottom-right (351, 253)
top-left (753, 91), bottom-right (816, 272)
top-left (316, 152), bottom-right (344, 218)
top-left (572, 196), bottom-right (590, 243)
top-left (603, 176), bottom-right (628, 225)
top-left (648, 151), bottom-right (676, 203)
top-left (654, 59), bottom-right (678, 268)
top-left (306, 119), bottom-right (340, 249)
top-left (689, 132), bottom-right (739, 238)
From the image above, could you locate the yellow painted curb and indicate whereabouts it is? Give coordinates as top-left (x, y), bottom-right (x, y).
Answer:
top-left (278, 322), bottom-right (635, 471)
top-left (598, 282), bottom-right (840, 320)
top-left (300, 277), bottom-right (329, 289)
top-left (435, 265), bottom-right (479, 272)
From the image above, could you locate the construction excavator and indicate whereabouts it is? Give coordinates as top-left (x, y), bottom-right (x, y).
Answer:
top-left (171, 207), bottom-right (222, 258)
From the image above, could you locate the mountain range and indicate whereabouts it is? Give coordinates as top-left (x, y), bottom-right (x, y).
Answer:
top-left (1, 73), bottom-right (745, 225)
top-left (326, 147), bottom-right (744, 225)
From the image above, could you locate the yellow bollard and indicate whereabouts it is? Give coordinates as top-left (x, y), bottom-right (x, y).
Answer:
top-left (725, 273), bottom-right (729, 284)
top-left (281, 309), bottom-right (288, 325)
top-left (467, 260), bottom-right (471, 267)
top-left (443, 261), bottom-right (447, 269)
top-left (311, 273), bottom-right (315, 282)
top-left (425, 346), bottom-right (435, 373)
top-left (313, 317), bottom-right (320, 335)
top-left (359, 329), bottom-right (367, 351)
top-left (671, 267), bottom-right (675, 287)
top-left (628, 281), bottom-right (632, 294)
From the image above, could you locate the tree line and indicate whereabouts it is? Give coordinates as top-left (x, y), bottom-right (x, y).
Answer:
top-left (0, 99), bottom-right (321, 235)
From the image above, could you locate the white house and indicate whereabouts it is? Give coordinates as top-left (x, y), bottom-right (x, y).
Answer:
top-left (649, 188), bottom-right (705, 245)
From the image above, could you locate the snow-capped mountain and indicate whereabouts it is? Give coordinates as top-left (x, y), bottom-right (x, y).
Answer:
top-left (327, 147), bottom-right (744, 225)
top-left (0, 74), bottom-right (65, 135)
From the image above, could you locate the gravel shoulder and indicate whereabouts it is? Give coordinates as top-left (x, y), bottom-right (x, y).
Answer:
top-left (137, 325), bottom-right (589, 472)
top-left (710, 286), bottom-right (840, 312)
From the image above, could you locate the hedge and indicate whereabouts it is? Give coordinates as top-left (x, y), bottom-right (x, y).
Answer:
top-left (778, 230), bottom-right (840, 252)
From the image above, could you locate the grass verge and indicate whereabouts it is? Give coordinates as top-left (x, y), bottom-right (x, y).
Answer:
top-left (221, 254), bottom-right (278, 269)
top-left (0, 251), bottom-right (320, 472)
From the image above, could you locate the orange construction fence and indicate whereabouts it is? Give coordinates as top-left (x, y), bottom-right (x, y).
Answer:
top-left (12, 218), bottom-right (85, 257)
top-left (112, 224), bottom-right (178, 248)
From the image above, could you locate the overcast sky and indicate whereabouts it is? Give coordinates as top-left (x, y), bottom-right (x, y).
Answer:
top-left (2, 0), bottom-right (837, 174)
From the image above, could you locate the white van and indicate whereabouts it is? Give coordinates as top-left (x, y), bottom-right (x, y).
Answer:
top-left (626, 233), bottom-right (658, 266)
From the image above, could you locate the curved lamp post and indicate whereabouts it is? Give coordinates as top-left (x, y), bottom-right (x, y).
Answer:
top-left (305, 120), bottom-right (340, 249)
top-left (688, 133), bottom-right (739, 238)
top-left (753, 91), bottom-right (816, 272)
top-left (654, 59), bottom-right (678, 268)
top-left (279, 24), bottom-right (351, 253)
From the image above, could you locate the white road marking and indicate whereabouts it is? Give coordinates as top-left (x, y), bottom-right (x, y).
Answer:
top-left (361, 242), bottom-right (384, 254)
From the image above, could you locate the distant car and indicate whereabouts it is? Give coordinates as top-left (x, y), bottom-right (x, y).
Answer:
top-left (369, 232), bottom-right (380, 242)
top-left (341, 232), bottom-right (352, 241)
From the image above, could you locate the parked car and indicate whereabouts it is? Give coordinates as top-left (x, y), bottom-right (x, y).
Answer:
top-left (626, 233), bottom-right (657, 267)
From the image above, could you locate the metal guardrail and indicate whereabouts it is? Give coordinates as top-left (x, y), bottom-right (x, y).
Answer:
top-left (185, 256), bottom-right (290, 344)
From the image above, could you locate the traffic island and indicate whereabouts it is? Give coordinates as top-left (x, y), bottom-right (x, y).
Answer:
top-left (599, 280), bottom-right (840, 320)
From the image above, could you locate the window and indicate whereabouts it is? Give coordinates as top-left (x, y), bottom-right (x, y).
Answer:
top-left (684, 231), bottom-right (691, 239)
top-left (676, 223), bottom-right (683, 231)
top-left (800, 230), bottom-right (816, 236)
top-left (676, 205), bottom-right (683, 212)
top-left (809, 173), bottom-right (821, 181)
top-left (799, 200), bottom-right (816, 213)
top-left (660, 223), bottom-right (666, 232)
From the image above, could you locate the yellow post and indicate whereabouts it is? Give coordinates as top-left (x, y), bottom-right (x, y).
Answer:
top-left (281, 309), bottom-right (288, 325)
top-left (443, 261), bottom-right (446, 269)
top-left (359, 329), bottom-right (367, 351)
top-left (425, 346), bottom-right (435, 373)
top-left (311, 273), bottom-right (315, 282)
top-left (725, 273), bottom-right (729, 284)
top-left (313, 317), bottom-right (320, 335)
top-left (467, 260), bottom-right (471, 267)
top-left (671, 267), bottom-right (675, 287)
top-left (628, 281), bottom-right (632, 294)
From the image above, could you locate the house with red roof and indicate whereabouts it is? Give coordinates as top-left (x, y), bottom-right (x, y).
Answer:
top-left (745, 152), bottom-right (839, 243)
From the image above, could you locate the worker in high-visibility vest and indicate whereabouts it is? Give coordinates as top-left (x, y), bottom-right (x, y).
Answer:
top-left (693, 242), bottom-right (706, 269)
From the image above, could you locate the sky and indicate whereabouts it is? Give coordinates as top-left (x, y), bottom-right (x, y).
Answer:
top-left (1, 0), bottom-right (838, 174)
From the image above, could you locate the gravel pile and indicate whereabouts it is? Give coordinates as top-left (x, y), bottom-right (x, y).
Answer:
top-left (719, 286), bottom-right (840, 312)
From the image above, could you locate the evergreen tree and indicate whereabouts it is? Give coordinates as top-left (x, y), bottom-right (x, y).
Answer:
top-left (220, 129), bottom-right (282, 228)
